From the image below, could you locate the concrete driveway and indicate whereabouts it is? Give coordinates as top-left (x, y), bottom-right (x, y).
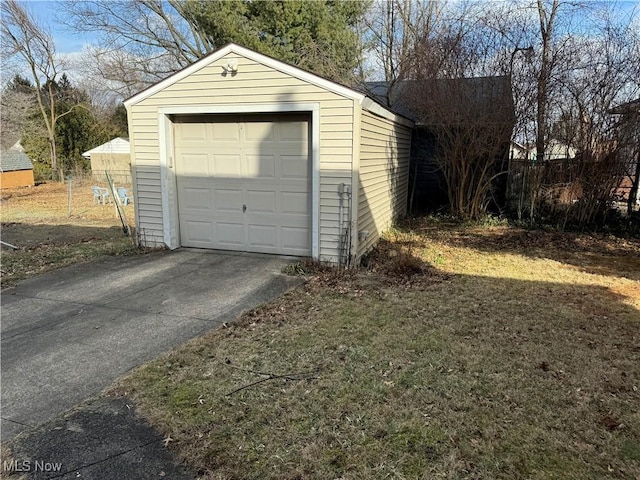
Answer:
top-left (1, 249), bottom-right (301, 441)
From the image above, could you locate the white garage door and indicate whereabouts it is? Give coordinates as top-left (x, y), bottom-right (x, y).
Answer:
top-left (174, 114), bottom-right (311, 255)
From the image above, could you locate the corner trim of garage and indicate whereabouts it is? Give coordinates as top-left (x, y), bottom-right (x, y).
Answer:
top-left (157, 103), bottom-right (321, 259)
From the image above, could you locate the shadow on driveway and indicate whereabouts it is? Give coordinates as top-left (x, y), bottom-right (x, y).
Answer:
top-left (1, 249), bottom-right (302, 442)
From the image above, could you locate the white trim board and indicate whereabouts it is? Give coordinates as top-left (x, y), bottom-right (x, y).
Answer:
top-left (125, 44), bottom-right (363, 107)
top-left (157, 103), bottom-right (321, 259)
top-left (82, 137), bottom-right (130, 158)
top-left (361, 97), bottom-right (414, 128)
top-left (158, 113), bottom-right (174, 248)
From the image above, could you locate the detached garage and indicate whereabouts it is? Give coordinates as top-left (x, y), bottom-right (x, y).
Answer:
top-left (124, 43), bottom-right (413, 264)
top-left (82, 137), bottom-right (131, 183)
top-left (0, 150), bottom-right (35, 189)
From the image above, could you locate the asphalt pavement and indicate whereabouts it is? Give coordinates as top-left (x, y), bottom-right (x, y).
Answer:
top-left (1, 249), bottom-right (302, 478)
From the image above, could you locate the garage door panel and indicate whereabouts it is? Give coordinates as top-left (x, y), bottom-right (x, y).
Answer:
top-left (214, 189), bottom-right (243, 212)
top-left (180, 153), bottom-right (211, 176)
top-left (212, 122), bottom-right (240, 141)
top-left (245, 121), bottom-right (274, 141)
top-left (247, 224), bottom-right (277, 248)
top-left (182, 220), bottom-right (213, 244)
top-left (281, 155), bottom-right (309, 179)
top-left (217, 222), bottom-right (244, 245)
top-left (245, 154), bottom-right (276, 178)
top-left (177, 123), bottom-right (207, 142)
top-left (246, 190), bottom-right (276, 213)
top-left (282, 227), bottom-right (310, 250)
top-left (280, 121), bottom-right (308, 142)
top-left (281, 192), bottom-right (309, 214)
top-left (181, 186), bottom-right (212, 210)
top-left (213, 154), bottom-right (242, 177)
top-left (175, 114), bottom-right (311, 255)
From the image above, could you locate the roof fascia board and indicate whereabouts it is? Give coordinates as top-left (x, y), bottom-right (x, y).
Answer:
top-left (231, 44), bottom-right (365, 102)
top-left (124, 43), bottom-right (413, 128)
top-left (82, 138), bottom-right (130, 157)
top-left (125, 43), bottom-right (365, 107)
top-left (361, 97), bottom-right (414, 128)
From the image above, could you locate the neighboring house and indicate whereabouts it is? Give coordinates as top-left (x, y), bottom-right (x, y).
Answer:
top-left (509, 140), bottom-right (576, 162)
top-left (82, 137), bottom-right (131, 183)
top-left (363, 77), bottom-right (515, 212)
top-left (9, 140), bottom-right (25, 152)
top-left (0, 149), bottom-right (35, 188)
top-left (509, 141), bottom-right (531, 160)
top-left (124, 43), bottom-right (413, 265)
top-left (610, 98), bottom-right (639, 212)
top-left (541, 140), bottom-right (577, 161)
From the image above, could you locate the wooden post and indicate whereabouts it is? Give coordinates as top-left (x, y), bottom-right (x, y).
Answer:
top-left (67, 175), bottom-right (72, 217)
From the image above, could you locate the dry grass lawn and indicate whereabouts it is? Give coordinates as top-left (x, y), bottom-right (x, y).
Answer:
top-left (110, 218), bottom-right (640, 480)
top-left (1, 180), bottom-right (139, 287)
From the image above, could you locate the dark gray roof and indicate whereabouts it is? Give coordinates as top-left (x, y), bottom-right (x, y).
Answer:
top-left (360, 76), bottom-right (515, 125)
top-left (610, 98), bottom-right (640, 115)
top-left (0, 150), bottom-right (34, 172)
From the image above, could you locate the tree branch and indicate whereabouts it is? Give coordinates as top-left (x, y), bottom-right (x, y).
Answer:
top-left (224, 364), bottom-right (320, 397)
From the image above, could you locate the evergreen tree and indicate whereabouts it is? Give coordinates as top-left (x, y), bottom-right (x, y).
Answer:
top-left (21, 76), bottom-right (121, 177)
top-left (183, 0), bottom-right (367, 82)
top-left (64, 0), bottom-right (368, 89)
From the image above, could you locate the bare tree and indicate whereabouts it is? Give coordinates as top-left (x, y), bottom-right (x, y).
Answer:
top-left (65, 1), bottom-right (210, 69)
top-left (555, 7), bottom-right (639, 225)
top-left (0, 77), bottom-right (35, 150)
top-left (61, 0), bottom-right (209, 95)
top-left (534, 0), bottom-right (560, 163)
top-left (362, 1), bottom-right (516, 218)
top-left (1, 0), bottom-right (83, 181)
top-left (404, 75), bottom-right (515, 218)
top-left (360, 1), bottom-right (438, 101)
top-left (477, 1), bottom-right (639, 226)
top-left (75, 46), bottom-right (156, 102)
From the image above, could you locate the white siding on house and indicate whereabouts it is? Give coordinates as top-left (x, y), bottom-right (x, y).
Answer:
top-left (357, 109), bottom-right (412, 258)
top-left (128, 53), bottom-right (353, 261)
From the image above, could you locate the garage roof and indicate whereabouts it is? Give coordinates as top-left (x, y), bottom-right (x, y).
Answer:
top-left (363, 77), bottom-right (515, 126)
top-left (124, 43), bottom-right (413, 128)
top-left (82, 137), bottom-right (130, 158)
top-left (0, 150), bottom-right (33, 172)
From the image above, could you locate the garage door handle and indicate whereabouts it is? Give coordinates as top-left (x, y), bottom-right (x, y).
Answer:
top-left (242, 204), bottom-right (247, 212)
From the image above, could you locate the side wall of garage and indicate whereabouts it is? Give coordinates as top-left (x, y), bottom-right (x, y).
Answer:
top-left (0, 170), bottom-right (35, 189)
top-left (356, 109), bottom-right (412, 258)
top-left (128, 52), bottom-right (354, 262)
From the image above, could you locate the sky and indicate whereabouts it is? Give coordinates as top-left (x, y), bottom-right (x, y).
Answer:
top-left (5, 1), bottom-right (98, 89)
top-left (28, 0), bottom-right (640, 56)
top-left (25, 0), bottom-right (89, 54)
top-left (10, 0), bottom-right (640, 90)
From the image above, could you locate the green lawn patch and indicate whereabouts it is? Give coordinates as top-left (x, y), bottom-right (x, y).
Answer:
top-left (111, 219), bottom-right (640, 479)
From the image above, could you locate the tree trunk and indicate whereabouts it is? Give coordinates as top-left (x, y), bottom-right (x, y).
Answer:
top-left (628, 149), bottom-right (640, 215)
top-left (536, 0), bottom-right (559, 164)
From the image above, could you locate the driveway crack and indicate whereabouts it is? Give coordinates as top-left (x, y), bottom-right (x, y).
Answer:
top-left (44, 439), bottom-right (162, 479)
top-left (1, 416), bottom-right (34, 428)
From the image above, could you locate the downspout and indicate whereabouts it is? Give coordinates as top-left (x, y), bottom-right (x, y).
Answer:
top-left (338, 183), bottom-right (344, 266)
top-left (345, 184), bottom-right (352, 265)
top-left (337, 182), bottom-right (352, 267)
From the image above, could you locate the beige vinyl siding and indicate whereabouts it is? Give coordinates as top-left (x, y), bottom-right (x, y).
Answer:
top-left (132, 165), bottom-right (164, 246)
top-left (128, 53), bottom-right (353, 261)
top-left (90, 152), bottom-right (131, 183)
top-left (357, 109), bottom-right (412, 257)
